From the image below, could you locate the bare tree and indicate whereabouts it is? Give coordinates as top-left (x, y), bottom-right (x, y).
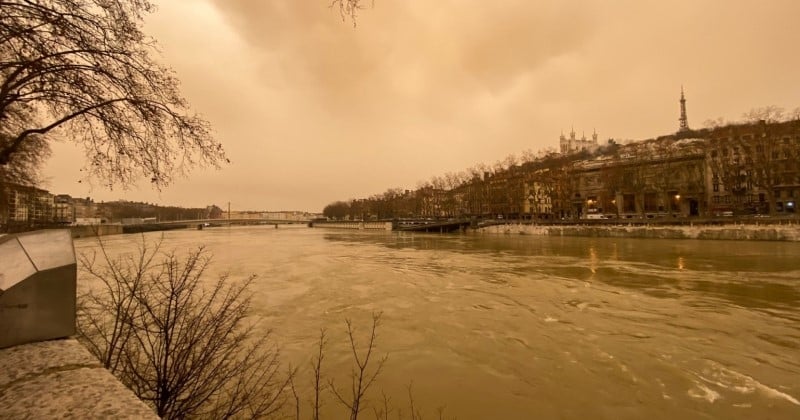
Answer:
top-left (703, 117), bottom-right (727, 129)
top-left (536, 146), bottom-right (557, 159)
top-left (742, 106), bottom-right (785, 123)
top-left (329, 312), bottom-right (388, 420)
top-left (0, 0), bottom-right (226, 189)
top-left (0, 133), bottom-right (49, 186)
top-left (520, 148), bottom-right (536, 164)
top-left (310, 329), bottom-right (329, 420)
top-left (789, 107), bottom-right (800, 121)
top-left (503, 153), bottom-right (518, 169)
top-left (491, 160), bottom-right (505, 173)
top-left (77, 239), bottom-right (290, 419)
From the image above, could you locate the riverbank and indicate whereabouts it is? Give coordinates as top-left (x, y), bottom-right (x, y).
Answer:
top-left (475, 222), bottom-right (800, 241)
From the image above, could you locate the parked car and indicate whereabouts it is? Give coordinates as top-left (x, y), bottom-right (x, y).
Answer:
top-left (585, 214), bottom-right (606, 220)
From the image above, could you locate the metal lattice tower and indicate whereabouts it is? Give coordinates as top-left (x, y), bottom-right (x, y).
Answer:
top-left (679, 86), bottom-right (689, 132)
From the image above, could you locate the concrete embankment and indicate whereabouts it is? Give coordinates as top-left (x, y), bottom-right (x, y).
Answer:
top-left (69, 224), bottom-right (123, 238)
top-left (475, 223), bottom-right (800, 241)
top-left (0, 339), bottom-right (158, 419)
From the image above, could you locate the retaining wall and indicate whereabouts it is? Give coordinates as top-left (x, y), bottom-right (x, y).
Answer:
top-left (476, 223), bottom-right (800, 241)
top-left (69, 224), bottom-right (123, 238)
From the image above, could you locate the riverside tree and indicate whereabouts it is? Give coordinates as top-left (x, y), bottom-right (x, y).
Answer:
top-left (0, 0), bottom-right (226, 188)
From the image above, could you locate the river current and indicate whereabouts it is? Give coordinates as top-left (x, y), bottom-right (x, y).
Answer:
top-left (75, 226), bottom-right (800, 419)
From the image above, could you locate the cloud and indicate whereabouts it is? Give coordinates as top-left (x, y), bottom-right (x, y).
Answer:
top-left (208, 0), bottom-right (596, 114)
top-left (41, 0), bottom-right (800, 211)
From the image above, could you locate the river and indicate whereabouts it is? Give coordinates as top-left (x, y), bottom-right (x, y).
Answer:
top-left (74, 226), bottom-right (800, 419)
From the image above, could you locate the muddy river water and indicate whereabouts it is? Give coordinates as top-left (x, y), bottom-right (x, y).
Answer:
top-left (76, 226), bottom-right (800, 419)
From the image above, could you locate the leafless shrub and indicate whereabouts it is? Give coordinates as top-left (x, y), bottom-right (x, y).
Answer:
top-left (77, 237), bottom-right (290, 419)
top-left (371, 390), bottom-right (393, 420)
top-left (406, 381), bottom-right (422, 420)
top-left (328, 312), bottom-right (388, 420)
top-left (312, 328), bottom-right (329, 420)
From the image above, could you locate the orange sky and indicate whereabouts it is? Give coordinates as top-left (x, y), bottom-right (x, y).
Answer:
top-left (43, 0), bottom-right (800, 212)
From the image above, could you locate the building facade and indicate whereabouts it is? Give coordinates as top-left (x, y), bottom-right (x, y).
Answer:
top-left (1, 183), bottom-right (55, 229)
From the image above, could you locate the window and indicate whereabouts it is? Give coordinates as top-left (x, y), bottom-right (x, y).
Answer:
top-left (644, 192), bottom-right (658, 212)
top-left (623, 194), bottom-right (636, 213)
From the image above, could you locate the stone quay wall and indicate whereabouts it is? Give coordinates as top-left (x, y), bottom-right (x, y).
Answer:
top-left (69, 224), bottom-right (123, 238)
top-left (476, 223), bottom-right (800, 241)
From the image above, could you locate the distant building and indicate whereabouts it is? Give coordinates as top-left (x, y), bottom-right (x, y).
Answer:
top-left (1, 183), bottom-right (54, 228)
top-left (73, 197), bottom-right (97, 220)
top-left (568, 137), bottom-right (707, 219)
top-left (559, 128), bottom-right (598, 155)
top-left (705, 119), bottom-right (800, 216)
top-left (523, 171), bottom-right (553, 220)
top-left (262, 211), bottom-right (313, 221)
top-left (54, 194), bottom-right (75, 224)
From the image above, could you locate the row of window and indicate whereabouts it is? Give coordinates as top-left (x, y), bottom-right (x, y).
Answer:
top-left (711, 190), bottom-right (797, 204)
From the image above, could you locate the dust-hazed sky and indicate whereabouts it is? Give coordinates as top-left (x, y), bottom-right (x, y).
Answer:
top-left (43, 0), bottom-right (800, 212)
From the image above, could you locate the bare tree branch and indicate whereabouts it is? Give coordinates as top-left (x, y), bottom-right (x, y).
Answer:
top-left (76, 239), bottom-right (290, 419)
top-left (330, 0), bottom-right (374, 27)
top-left (0, 0), bottom-right (226, 188)
top-left (329, 312), bottom-right (388, 420)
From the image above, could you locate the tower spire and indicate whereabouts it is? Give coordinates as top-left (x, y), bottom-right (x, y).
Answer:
top-left (678, 85), bottom-right (689, 132)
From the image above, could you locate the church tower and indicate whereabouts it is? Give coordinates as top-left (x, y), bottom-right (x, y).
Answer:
top-left (678, 86), bottom-right (689, 132)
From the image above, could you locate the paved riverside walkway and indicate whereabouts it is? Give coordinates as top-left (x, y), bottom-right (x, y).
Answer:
top-left (0, 338), bottom-right (157, 419)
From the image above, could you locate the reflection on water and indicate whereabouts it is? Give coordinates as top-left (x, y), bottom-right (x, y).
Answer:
top-left (327, 232), bottom-right (800, 313)
top-left (76, 227), bottom-right (800, 419)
